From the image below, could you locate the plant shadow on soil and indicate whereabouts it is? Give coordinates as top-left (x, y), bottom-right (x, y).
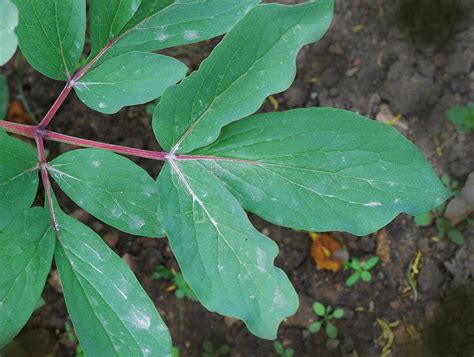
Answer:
top-left (396, 0), bottom-right (470, 49)
top-left (397, 284), bottom-right (474, 357)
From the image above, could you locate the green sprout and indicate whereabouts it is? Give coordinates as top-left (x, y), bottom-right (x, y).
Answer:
top-left (273, 341), bottom-right (294, 357)
top-left (172, 347), bottom-right (180, 357)
top-left (344, 256), bottom-right (379, 287)
top-left (152, 265), bottom-right (198, 302)
top-left (309, 302), bottom-right (344, 339)
top-left (65, 321), bottom-right (85, 357)
top-left (202, 339), bottom-right (230, 357)
top-left (447, 103), bottom-right (474, 133)
top-left (415, 175), bottom-right (466, 245)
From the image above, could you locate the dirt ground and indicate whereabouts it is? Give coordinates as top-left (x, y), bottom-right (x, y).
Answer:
top-left (2, 0), bottom-right (474, 356)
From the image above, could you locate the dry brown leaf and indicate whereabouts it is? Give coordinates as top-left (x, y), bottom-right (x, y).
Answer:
top-left (376, 228), bottom-right (391, 264)
top-left (6, 99), bottom-right (34, 124)
top-left (310, 232), bottom-right (343, 272)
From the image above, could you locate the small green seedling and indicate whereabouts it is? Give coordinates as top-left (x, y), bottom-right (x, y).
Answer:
top-left (415, 175), bottom-right (465, 245)
top-left (152, 265), bottom-right (198, 302)
top-left (309, 302), bottom-right (344, 339)
top-left (172, 346), bottom-right (180, 357)
top-left (64, 321), bottom-right (85, 357)
top-left (344, 256), bottom-right (379, 286)
top-left (447, 103), bottom-right (474, 133)
top-left (202, 339), bottom-right (230, 357)
top-left (273, 341), bottom-right (295, 357)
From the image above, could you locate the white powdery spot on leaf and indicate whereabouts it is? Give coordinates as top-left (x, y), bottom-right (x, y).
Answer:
top-left (256, 247), bottom-right (267, 273)
top-left (73, 82), bottom-right (90, 91)
top-left (128, 215), bottom-right (145, 230)
top-left (98, 102), bottom-right (107, 109)
top-left (363, 201), bottom-right (382, 207)
top-left (156, 30), bottom-right (169, 42)
top-left (111, 205), bottom-right (124, 218)
top-left (131, 308), bottom-right (151, 330)
top-left (183, 30), bottom-right (199, 41)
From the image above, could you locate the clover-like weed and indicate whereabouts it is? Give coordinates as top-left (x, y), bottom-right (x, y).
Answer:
top-left (344, 256), bottom-right (379, 287)
top-left (309, 302), bottom-right (344, 339)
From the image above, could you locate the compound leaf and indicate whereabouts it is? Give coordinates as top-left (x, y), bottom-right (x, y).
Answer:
top-left (194, 108), bottom-right (452, 235)
top-left (0, 208), bottom-right (55, 348)
top-left (73, 52), bottom-right (187, 114)
top-left (0, 133), bottom-right (39, 230)
top-left (0, 0), bottom-right (19, 66)
top-left (153, 1), bottom-right (334, 153)
top-left (157, 161), bottom-right (298, 339)
top-left (49, 149), bottom-right (165, 237)
top-left (54, 211), bottom-right (171, 356)
top-left (101, 0), bottom-right (260, 60)
top-left (13, 0), bottom-right (86, 80)
top-left (89, 0), bottom-right (141, 57)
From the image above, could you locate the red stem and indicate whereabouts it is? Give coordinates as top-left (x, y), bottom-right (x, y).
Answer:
top-left (37, 83), bottom-right (73, 129)
top-left (37, 40), bottom-right (115, 130)
top-left (35, 135), bottom-right (59, 231)
top-left (72, 40), bottom-right (115, 82)
top-left (44, 130), bottom-right (169, 161)
top-left (0, 121), bottom-right (169, 161)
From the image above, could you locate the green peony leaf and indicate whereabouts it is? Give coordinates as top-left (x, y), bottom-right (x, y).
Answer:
top-left (89, 0), bottom-right (141, 57)
top-left (54, 210), bottom-right (172, 356)
top-left (49, 149), bottom-right (165, 237)
top-left (157, 161), bottom-right (298, 339)
top-left (100, 0), bottom-right (261, 61)
top-left (73, 52), bottom-right (187, 114)
top-left (194, 108), bottom-right (452, 235)
top-left (153, 1), bottom-right (334, 153)
top-left (0, 0), bottom-right (19, 66)
top-left (13, 0), bottom-right (86, 80)
top-left (0, 133), bottom-right (39, 230)
top-left (0, 208), bottom-right (55, 348)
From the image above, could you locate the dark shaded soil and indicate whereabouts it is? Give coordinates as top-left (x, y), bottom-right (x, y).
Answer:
top-left (2, 0), bottom-right (474, 356)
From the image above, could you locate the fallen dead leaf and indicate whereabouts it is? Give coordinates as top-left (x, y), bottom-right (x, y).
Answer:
top-left (445, 172), bottom-right (474, 225)
top-left (310, 232), bottom-right (343, 272)
top-left (376, 228), bottom-right (391, 264)
top-left (6, 99), bottom-right (34, 125)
